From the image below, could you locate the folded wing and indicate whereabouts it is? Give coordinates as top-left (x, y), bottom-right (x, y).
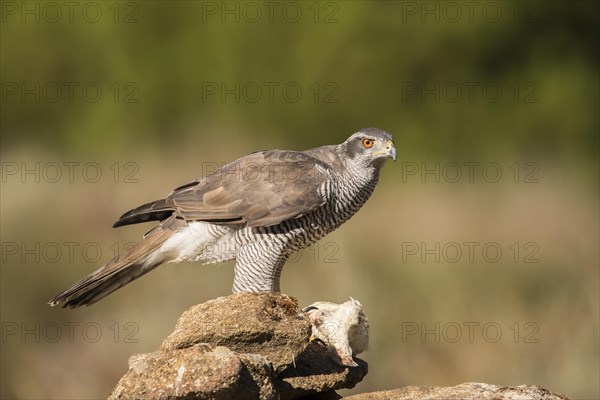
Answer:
top-left (113, 150), bottom-right (330, 229)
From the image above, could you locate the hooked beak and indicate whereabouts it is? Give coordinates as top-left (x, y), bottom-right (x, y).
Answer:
top-left (386, 140), bottom-right (397, 161)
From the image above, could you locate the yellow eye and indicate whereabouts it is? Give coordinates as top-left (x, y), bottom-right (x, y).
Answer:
top-left (362, 138), bottom-right (374, 148)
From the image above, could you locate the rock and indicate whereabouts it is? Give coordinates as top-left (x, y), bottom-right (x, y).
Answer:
top-left (109, 294), bottom-right (566, 400)
top-left (161, 292), bottom-right (311, 373)
top-left (277, 340), bottom-right (367, 398)
top-left (299, 392), bottom-right (343, 400)
top-left (344, 382), bottom-right (570, 400)
top-left (109, 344), bottom-right (266, 400)
top-left (110, 293), bottom-right (367, 400)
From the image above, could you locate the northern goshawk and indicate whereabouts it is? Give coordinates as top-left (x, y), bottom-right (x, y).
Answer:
top-left (49, 128), bottom-right (396, 308)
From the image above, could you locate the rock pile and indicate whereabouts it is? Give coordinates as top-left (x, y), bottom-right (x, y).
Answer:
top-left (109, 293), bottom-right (367, 400)
top-left (109, 292), bottom-right (569, 400)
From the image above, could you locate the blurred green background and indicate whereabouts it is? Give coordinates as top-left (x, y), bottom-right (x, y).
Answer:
top-left (1, 1), bottom-right (598, 399)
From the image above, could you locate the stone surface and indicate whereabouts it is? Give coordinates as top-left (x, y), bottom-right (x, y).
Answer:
top-left (161, 292), bottom-right (312, 373)
top-left (110, 294), bottom-right (567, 400)
top-left (344, 382), bottom-right (570, 400)
top-left (109, 344), bottom-right (262, 400)
top-left (278, 341), bottom-right (367, 399)
top-left (111, 292), bottom-right (367, 400)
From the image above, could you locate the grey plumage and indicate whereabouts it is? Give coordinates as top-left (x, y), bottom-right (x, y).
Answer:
top-left (49, 128), bottom-right (395, 308)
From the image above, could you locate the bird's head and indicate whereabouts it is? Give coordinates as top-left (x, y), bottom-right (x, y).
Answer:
top-left (342, 128), bottom-right (396, 168)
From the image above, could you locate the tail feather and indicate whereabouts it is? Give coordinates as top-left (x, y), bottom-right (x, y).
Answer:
top-left (48, 218), bottom-right (178, 308)
top-left (112, 199), bottom-right (175, 228)
top-left (49, 260), bottom-right (162, 308)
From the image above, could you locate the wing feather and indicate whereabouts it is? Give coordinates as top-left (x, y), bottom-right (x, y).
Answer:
top-left (113, 150), bottom-right (330, 228)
